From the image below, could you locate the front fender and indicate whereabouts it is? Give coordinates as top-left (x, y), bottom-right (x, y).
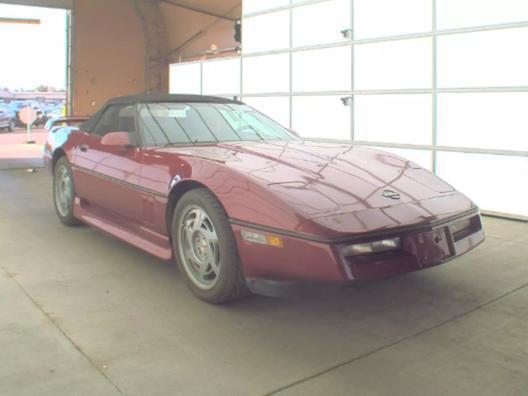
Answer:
top-left (168, 157), bottom-right (327, 237)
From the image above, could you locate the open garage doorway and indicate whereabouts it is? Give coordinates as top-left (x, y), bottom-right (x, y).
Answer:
top-left (0, 2), bottom-right (69, 170)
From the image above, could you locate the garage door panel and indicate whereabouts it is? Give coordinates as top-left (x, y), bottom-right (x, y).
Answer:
top-left (169, 63), bottom-right (201, 95)
top-left (438, 93), bottom-right (528, 152)
top-left (437, 152), bottom-right (528, 217)
top-left (354, 94), bottom-right (432, 146)
top-left (437, 28), bottom-right (528, 88)
top-left (292, 95), bottom-right (351, 140)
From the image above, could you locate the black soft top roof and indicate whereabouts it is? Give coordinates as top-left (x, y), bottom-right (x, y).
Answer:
top-left (81, 94), bottom-right (244, 132)
top-left (107, 93), bottom-right (243, 106)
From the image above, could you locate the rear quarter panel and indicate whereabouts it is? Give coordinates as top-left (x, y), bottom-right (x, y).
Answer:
top-left (44, 128), bottom-right (85, 174)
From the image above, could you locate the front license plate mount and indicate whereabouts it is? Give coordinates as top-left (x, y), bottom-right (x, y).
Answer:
top-left (417, 227), bottom-right (452, 266)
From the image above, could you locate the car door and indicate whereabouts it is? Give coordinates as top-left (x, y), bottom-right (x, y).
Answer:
top-left (74, 104), bottom-right (144, 225)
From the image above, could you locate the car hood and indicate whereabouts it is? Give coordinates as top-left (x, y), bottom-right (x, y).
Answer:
top-left (224, 140), bottom-right (457, 212)
top-left (157, 140), bottom-right (472, 224)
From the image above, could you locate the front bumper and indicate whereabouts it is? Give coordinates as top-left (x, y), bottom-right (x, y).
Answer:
top-left (232, 210), bottom-right (485, 297)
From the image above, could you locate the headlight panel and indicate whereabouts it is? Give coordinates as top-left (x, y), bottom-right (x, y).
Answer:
top-left (342, 237), bottom-right (401, 257)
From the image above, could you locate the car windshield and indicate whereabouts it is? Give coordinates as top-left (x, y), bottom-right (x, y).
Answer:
top-left (138, 102), bottom-right (297, 146)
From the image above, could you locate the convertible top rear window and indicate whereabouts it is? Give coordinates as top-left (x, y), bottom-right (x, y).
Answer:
top-left (138, 103), bottom-right (296, 147)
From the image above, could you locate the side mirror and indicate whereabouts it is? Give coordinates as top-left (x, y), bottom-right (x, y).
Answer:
top-left (101, 131), bottom-right (131, 147)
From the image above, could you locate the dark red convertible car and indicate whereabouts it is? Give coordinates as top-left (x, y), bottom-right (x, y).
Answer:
top-left (44, 94), bottom-right (485, 303)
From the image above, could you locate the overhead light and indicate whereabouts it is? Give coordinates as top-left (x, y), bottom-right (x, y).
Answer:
top-left (210, 44), bottom-right (219, 54)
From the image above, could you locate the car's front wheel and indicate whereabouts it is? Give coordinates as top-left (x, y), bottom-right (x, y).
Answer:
top-left (7, 119), bottom-right (14, 132)
top-left (53, 156), bottom-right (82, 226)
top-left (172, 188), bottom-right (248, 304)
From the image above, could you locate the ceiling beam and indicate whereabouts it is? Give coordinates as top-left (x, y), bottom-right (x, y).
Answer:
top-left (0, 17), bottom-right (40, 24)
top-left (0, 0), bottom-right (72, 9)
top-left (159, 0), bottom-right (238, 22)
top-left (167, 30), bottom-right (204, 56)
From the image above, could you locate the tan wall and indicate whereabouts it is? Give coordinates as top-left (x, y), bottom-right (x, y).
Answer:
top-left (71, 0), bottom-right (240, 116)
top-left (71, 0), bottom-right (146, 115)
top-left (2, 0), bottom-right (240, 115)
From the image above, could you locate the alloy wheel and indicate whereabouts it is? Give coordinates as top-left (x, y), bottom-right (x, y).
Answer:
top-left (178, 206), bottom-right (221, 290)
top-left (54, 164), bottom-right (73, 217)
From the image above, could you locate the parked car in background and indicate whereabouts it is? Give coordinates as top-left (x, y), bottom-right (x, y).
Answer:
top-left (9, 101), bottom-right (45, 127)
top-left (42, 103), bottom-right (55, 116)
top-left (0, 104), bottom-right (16, 131)
top-left (44, 94), bottom-right (485, 304)
top-left (44, 105), bottom-right (66, 121)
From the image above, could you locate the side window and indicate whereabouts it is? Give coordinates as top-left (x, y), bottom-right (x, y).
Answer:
top-left (93, 106), bottom-right (119, 136)
top-left (93, 105), bottom-right (136, 137)
top-left (117, 105), bottom-right (137, 134)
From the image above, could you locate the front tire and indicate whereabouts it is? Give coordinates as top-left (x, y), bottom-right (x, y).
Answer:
top-left (53, 156), bottom-right (82, 226)
top-left (7, 119), bottom-right (14, 132)
top-left (172, 188), bottom-right (249, 304)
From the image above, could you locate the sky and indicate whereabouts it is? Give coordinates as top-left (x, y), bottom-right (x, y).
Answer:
top-left (0, 4), bottom-right (67, 90)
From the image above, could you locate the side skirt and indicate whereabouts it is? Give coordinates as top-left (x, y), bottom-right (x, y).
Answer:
top-left (73, 197), bottom-right (173, 261)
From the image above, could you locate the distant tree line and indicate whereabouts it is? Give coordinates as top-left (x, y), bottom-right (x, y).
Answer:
top-left (0, 86), bottom-right (66, 92)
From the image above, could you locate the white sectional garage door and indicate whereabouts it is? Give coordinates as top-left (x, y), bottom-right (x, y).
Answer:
top-left (169, 0), bottom-right (528, 219)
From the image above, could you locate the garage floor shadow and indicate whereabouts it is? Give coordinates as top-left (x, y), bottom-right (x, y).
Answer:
top-left (1, 169), bottom-right (527, 396)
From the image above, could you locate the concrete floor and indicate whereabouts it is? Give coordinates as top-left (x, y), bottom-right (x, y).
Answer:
top-left (0, 130), bottom-right (47, 170)
top-left (0, 169), bottom-right (527, 396)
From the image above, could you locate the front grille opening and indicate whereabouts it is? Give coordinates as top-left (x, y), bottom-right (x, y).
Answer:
top-left (344, 249), bottom-right (409, 265)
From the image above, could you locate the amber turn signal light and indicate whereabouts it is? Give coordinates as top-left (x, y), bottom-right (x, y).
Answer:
top-left (241, 230), bottom-right (284, 248)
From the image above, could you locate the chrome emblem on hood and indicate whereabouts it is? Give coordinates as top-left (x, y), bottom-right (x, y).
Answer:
top-left (382, 190), bottom-right (401, 200)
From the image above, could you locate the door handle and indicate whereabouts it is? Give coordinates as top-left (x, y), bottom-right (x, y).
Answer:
top-left (80, 144), bottom-right (89, 152)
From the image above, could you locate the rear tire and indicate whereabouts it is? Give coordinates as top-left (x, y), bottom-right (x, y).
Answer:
top-left (53, 156), bottom-right (82, 226)
top-left (172, 188), bottom-right (249, 304)
top-left (7, 120), bottom-right (14, 132)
